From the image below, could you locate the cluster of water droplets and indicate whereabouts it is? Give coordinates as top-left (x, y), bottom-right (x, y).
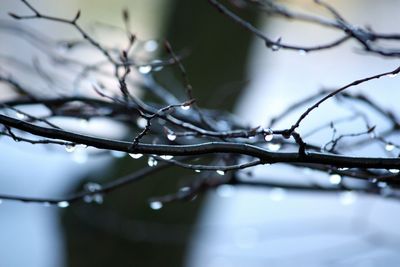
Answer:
top-left (83, 182), bottom-right (103, 204)
top-left (148, 156), bottom-right (158, 167)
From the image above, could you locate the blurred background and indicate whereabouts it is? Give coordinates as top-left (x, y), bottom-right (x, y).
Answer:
top-left (1, 0), bottom-right (400, 266)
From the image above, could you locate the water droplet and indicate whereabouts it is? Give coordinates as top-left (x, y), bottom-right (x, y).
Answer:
top-left (216, 170), bottom-right (225, 176)
top-left (329, 174), bottom-right (342, 185)
top-left (167, 133), bottom-right (176, 141)
top-left (16, 112), bottom-right (26, 120)
top-left (264, 128), bottom-right (274, 142)
top-left (195, 169), bottom-right (201, 173)
top-left (85, 182), bottom-right (101, 192)
top-left (385, 142), bottom-right (395, 152)
top-left (370, 178), bottom-right (378, 183)
top-left (138, 65), bottom-right (152, 74)
top-left (389, 73), bottom-right (398, 78)
top-left (269, 187), bottom-right (286, 202)
top-left (298, 49), bottom-right (307, 56)
top-left (129, 153), bottom-right (143, 159)
top-left (338, 167), bottom-right (349, 171)
top-left (144, 40), bottom-right (158, 52)
top-left (339, 191), bottom-right (356, 206)
top-left (148, 156), bottom-right (158, 167)
top-left (216, 184), bottom-right (235, 197)
top-left (57, 201), bottom-right (69, 208)
top-left (271, 44), bottom-right (280, 51)
top-left (267, 143), bottom-right (281, 152)
top-left (389, 169), bottom-right (400, 174)
top-left (149, 201), bottom-right (163, 210)
top-left (111, 150), bottom-right (126, 158)
top-left (136, 117), bottom-right (147, 129)
top-left (179, 186), bottom-right (190, 193)
top-left (65, 144), bottom-right (76, 153)
top-left (83, 195), bottom-right (93, 203)
top-left (181, 104), bottom-right (191, 110)
top-left (160, 155), bottom-right (174, 160)
top-left (93, 194), bottom-right (104, 204)
top-left (151, 59), bottom-right (163, 72)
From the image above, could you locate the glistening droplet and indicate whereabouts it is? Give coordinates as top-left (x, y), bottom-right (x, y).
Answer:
top-left (148, 156), bottom-right (158, 167)
top-left (167, 134), bottom-right (176, 141)
top-left (385, 142), bottom-right (395, 152)
top-left (57, 201), bottom-right (69, 208)
top-left (129, 153), bottom-right (143, 159)
top-left (138, 65), bottom-right (152, 74)
top-left (216, 170), bottom-right (225, 176)
top-left (149, 201), bottom-right (163, 210)
top-left (329, 174), bottom-right (342, 185)
top-left (65, 144), bottom-right (76, 153)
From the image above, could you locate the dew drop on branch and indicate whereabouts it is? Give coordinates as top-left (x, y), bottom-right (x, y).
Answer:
top-left (16, 112), bottom-right (26, 120)
top-left (389, 169), bottom-right (400, 174)
top-left (298, 49), bottom-right (307, 56)
top-left (329, 174), bottom-right (342, 185)
top-left (138, 65), bottom-right (152, 74)
top-left (264, 128), bottom-right (274, 142)
top-left (149, 201), bottom-right (163, 210)
top-left (57, 201), bottom-right (69, 208)
top-left (136, 117), bottom-right (147, 129)
top-left (181, 104), bottom-right (191, 111)
top-left (385, 142), bottom-right (395, 152)
top-left (216, 170), bottom-right (225, 176)
top-left (129, 153), bottom-right (143, 159)
top-left (167, 133), bottom-right (176, 141)
top-left (160, 155), bottom-right (174, 160)
top-left (148, 156), bottom-right (158, 167)
top-left (151, 59), bottom-right (163, 72)
top-left (65, 144), bottom-right (76, 153)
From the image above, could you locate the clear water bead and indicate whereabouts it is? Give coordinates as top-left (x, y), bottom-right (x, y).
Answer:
top-left (181, 105), bottom-right (191, 111)
top-left (57, 201), bottom-right (69, 208)
top-left (160, 155), bottom-right (174, 160)
top-left (216, 170), bottom-right (225, 176)
top-left (65, 144), bottom-right (76, 153)
top-left (149, 201), bottom-right (163, 210)
top-left (329, 174), bottom-right (342, 185)
top-left (167, 133), bottom-right (176, 141)
top-left (136, 117), bottom-right (147, 129)
top-left (129, 153), bottom-right (143, 159)
top-left (16, 112), bottom-right (26, 120)
top-left (385, 142), bottom-right (395, 152)
top-left (138, 65), bottom-right (152, 74)
top-left (264, 128), bottom-right (274, 142)
top-left (148, 156), bottom-right (158, 167)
